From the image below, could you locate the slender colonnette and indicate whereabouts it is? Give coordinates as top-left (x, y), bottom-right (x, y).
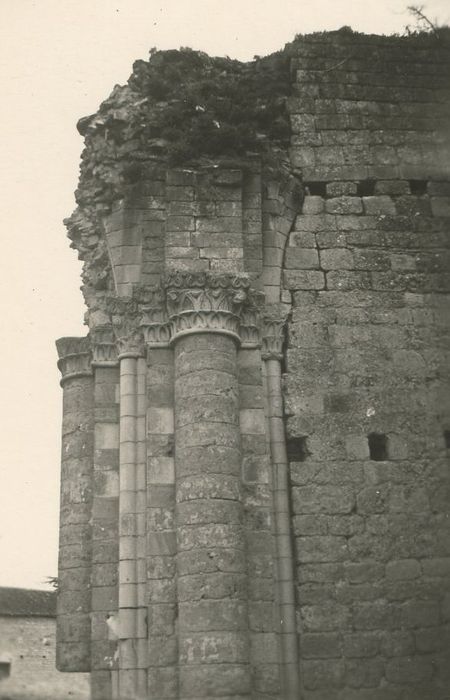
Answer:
top-left (262, 315), bottom-right (300, 700)
top-left (113, 307), bottom-right (148, 700)
top-left (90, 326), bottom-right (120, 700)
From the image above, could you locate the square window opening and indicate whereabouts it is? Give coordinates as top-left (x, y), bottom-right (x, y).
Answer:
top-left (409, 180), bottom-right (428, 196)
top-left (357, 179), bottom-right (376, 197)
top-left (287, 436), bottom-right (309, 462)
top-left (368, 433), bottom-right (388, 461)
top-left (444, 430), bottom-right (450, 449)
top-left (304, 181), bottom-right (327, 197)
top-left (0, 662), bottom-right (11, 680)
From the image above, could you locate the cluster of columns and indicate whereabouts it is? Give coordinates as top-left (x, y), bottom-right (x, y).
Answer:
top-left (57, 273), bottom-right (299, 699)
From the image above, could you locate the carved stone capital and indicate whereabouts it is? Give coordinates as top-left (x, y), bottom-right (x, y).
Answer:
top-left (106, 296), bottom-right (145, 359)
top-left (239, 290), bottom-right (265, 349)
top-left (114, 322), bottom-right (145, 359)
top-left (239, 308), bottom-right (260, 348)
top-left (261, 308), bottom-right (289, 361)
top-left (90, 325), bottom-right (118, 367)
top-left (164, 272), bottom-right (250, 344)
top-left (261, 319), bottom-right (284, 360)
top-left (106, 295), bottom-right (140, 319)
top-left (164, 272), bottom-right (250, 313)
top-left (139, 288), bottom-right (171, 348)
top-left (56, 337), bottom-right (92, 386)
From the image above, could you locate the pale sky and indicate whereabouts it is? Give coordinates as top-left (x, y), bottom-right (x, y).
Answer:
top-left (0, 0), bottom-right (448, 591)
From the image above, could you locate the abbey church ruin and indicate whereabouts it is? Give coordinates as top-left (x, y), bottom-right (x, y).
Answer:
top-left (56, 30), bottom-right (450, 699)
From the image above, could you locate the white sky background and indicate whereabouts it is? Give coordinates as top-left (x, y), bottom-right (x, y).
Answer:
top-left (0, 0), bottom-right (448, 591)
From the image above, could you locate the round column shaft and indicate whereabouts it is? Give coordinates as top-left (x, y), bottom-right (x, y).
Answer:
top-left (56, 337), bottom-right (94, 673)
top-left (174, 332), bottom-right (251, 700)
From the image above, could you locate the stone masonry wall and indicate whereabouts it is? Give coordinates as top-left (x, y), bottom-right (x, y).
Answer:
top-left (0, 616), bottom-right (89, 699)
top-left (285, 32), bottom-right (450, 699)
top-left (290, 31), bottom-right (450, 182)
top-left (56, 29), bottom-right (450, 700)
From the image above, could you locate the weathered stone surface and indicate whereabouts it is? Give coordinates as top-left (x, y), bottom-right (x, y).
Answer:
top-left (287, 30), bottom-right (450, 700)
top-left (56, 27), bottom-right (450, 700)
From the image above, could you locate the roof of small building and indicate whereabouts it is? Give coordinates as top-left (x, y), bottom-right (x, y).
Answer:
top-left (0, 587), bottom-right (56, 617)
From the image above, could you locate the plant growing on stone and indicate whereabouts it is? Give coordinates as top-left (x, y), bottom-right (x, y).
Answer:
top-left (75, 46), bottom-right (293, 214)
top-left (405, 4), bottom-right (450, 39)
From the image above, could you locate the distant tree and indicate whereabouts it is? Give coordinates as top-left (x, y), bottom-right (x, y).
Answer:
top-left (405, 5), bottom-right (450, 38)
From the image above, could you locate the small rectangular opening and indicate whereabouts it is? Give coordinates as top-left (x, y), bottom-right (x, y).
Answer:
top-left (368, 433), bottom-right (388, 461)
top-left (305, 181), bottom-right (327, 197)
top-left (409, 180), bottom-right (428, 196)
top-left (0, 662), bottom-right (11, 680)
top-left (357, 179), bottom-right (376, 197)
top-left (287, 436), bottom-right (309, 462)
top-left (444, 430), bottom-right (450, 449)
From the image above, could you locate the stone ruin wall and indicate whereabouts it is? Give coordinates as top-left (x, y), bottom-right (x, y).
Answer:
top-left (56, 31), bottom-right (450, 700)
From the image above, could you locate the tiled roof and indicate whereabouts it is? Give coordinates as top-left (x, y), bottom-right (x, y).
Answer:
top-left (0, 587), bottom-right (56, 617)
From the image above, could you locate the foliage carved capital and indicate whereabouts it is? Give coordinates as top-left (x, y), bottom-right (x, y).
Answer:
top-left (138, 287), bottom-right (171, 348)
top-left (239, 290), bottom-right (265, 349)
top-left (261, 306), bottom-right (289, 361)
top-left (106, 296), bottom-right (145, 359)
top-left (90, 325), bottom-right (119, 366)
top-left (56, 337), bottom-right (93, 386)
top-left (163, 272), bottom-right (250, 344)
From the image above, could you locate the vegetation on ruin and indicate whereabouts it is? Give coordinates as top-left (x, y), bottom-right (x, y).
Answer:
top-left (129, 47), bottom-right (291, 163)
top-left (68, 24), bottom-right (449, 304)
top-left (405, 4), bottom-right (450, 39)
top-left (75, 47), bottom-right (293, 211)
top-left (74, 22), bottom-right (448, 212)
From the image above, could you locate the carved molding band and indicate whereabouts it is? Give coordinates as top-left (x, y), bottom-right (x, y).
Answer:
top-left (97, 278), bottom-right (283, 351)
top-left (139, 291), bottom-right (171, 348)
top-left (164, 271), bottom-right (250, 293)
top-left (140, 321), bottom-right (171, 347)
top-left (170, 310), bottom-right (241, 344)
top-left (239, 318), bottom-right (260, 348)
top-left (239, 290), bottom-right (265, 349)
top-left (90, 326), bottom-right (119, 367)
top-left (56, 337), bottom-right (93, 386)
